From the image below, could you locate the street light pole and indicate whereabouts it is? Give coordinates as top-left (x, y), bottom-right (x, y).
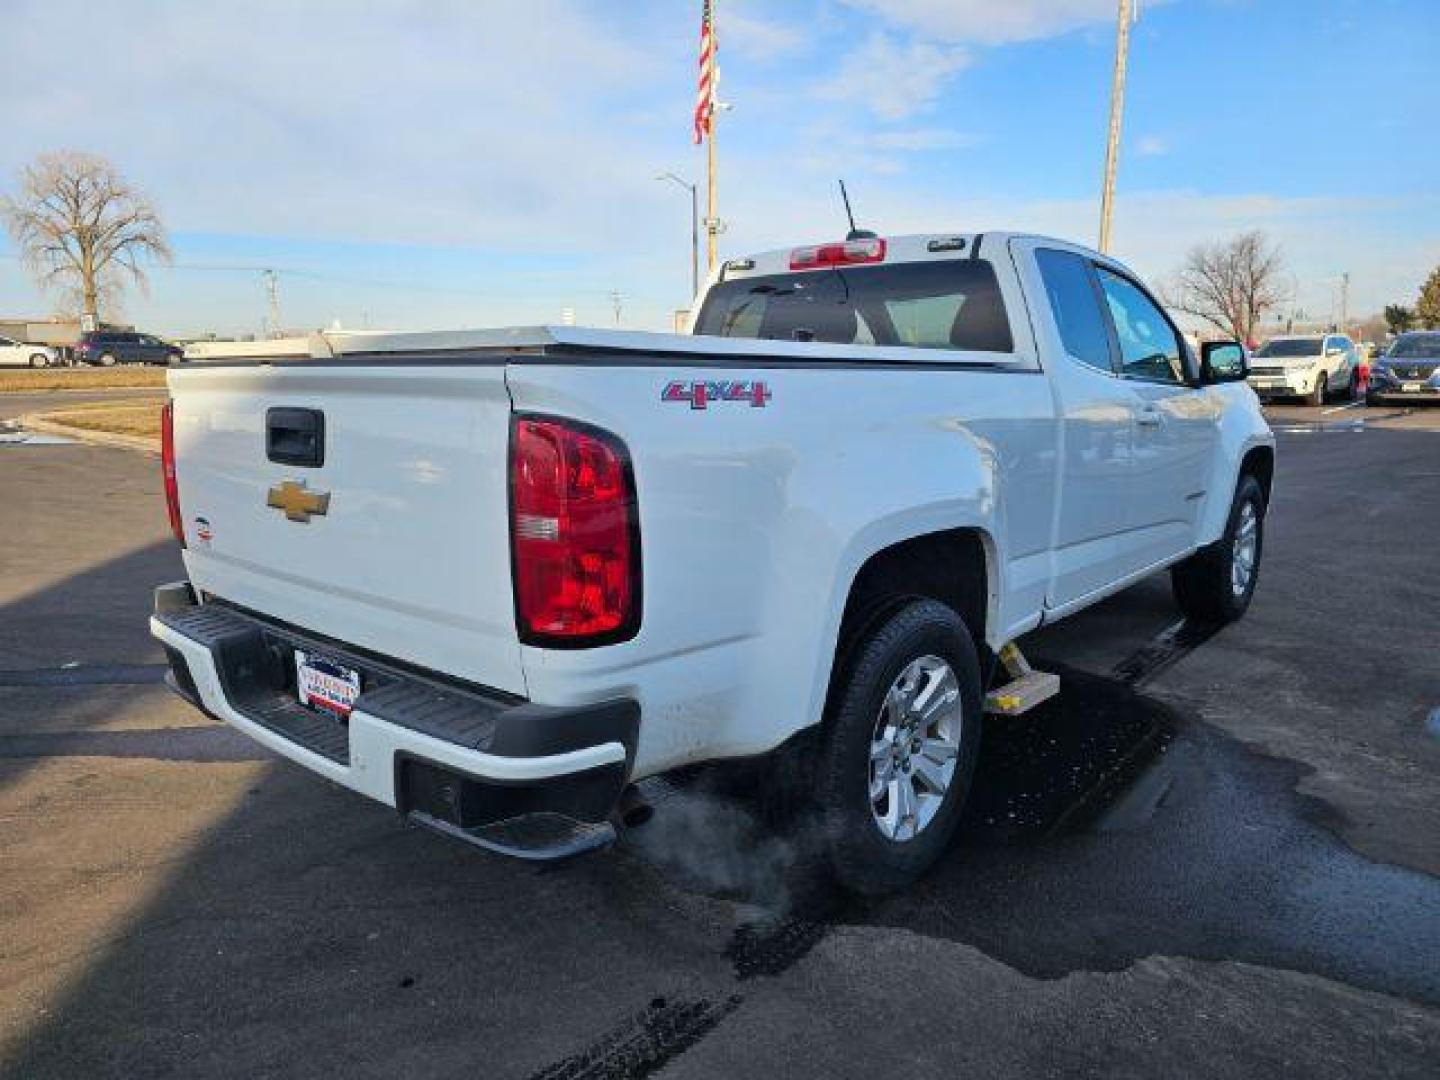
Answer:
top-left (1098, 0), bottom-right (1134, 254)
top-left (656, 172), bottom-right (700, 300)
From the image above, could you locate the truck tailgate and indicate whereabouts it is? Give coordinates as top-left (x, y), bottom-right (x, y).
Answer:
top-left (168, 364), bottom-right (525, 696)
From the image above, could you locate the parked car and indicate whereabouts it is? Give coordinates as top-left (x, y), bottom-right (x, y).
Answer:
top-left (1367, 331), bottom-right (1440, 404)
top-left (1247, 334), bottom-right (1357, 405)
top-left (75, 330), bottom-right (183, 366)
top-left (0, 335), bottom-right (60, 368)
top-left (150, 231), bottom-right (1273, 894)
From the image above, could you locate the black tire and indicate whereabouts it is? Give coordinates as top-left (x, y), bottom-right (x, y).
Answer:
top-left (812, 599), bottom-right (983, 895)
top-left (98, 352), bottom-right (117, 367)
top-left (1308, 372), bottom-right (1327, 407)
top-left (28, 353), bottom-right (48, 369)
top-left (1171, 474), bottom-right (1266, 624)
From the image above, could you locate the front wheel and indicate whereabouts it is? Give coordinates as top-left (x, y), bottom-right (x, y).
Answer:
top-left (1308, 372), bottom-right (1328, 407)
top-left (812, 599), bottom-right (983, 895)
top-left (97, 352), bottom-right (117, 367)
top-left (28, 353), bottom-right (49, 368)
top-left (1171, 474), bottom-right (1266, 623)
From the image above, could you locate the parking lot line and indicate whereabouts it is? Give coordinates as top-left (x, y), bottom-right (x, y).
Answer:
top-left (1321, 401), bottom-right (1365, 415)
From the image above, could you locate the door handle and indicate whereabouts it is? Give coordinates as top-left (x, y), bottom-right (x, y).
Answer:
top-left (1135, 407), bottom-right (1164, 428)
top-left (266, 407), bottom-right (326, 467)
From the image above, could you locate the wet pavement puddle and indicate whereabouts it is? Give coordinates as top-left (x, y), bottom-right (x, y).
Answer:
top-left (0, 419), bottom-right (74, 445)
top-left (620, 665), bottom-right (1440, 1006)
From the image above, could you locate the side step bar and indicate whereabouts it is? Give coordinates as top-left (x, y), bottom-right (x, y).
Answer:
top-left (985, 642), bottom-right (1060, 716)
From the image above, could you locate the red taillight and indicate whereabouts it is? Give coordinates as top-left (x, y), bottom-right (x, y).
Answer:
top-left (789, 237), bottom-right (886, 270)
top-left (161, 400), bottom-right (185, 547)
top-left (510, 416), bottom-right (639, 645)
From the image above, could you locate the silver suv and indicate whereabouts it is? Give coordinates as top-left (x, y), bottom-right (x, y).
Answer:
top-left (1247, 334), bottom-right (1358, 405)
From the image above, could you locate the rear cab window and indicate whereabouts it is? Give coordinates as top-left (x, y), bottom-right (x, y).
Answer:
top-left (695, 260), bottom-right (1014, 354)
top-left (1035, 248), bottom-right (1113, 374)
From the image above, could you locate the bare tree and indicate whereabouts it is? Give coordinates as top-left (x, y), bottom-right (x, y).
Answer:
top-left (1166, 231), bottom-right (1288, 344)
top-left (1, 151), bottom-right (171, 320)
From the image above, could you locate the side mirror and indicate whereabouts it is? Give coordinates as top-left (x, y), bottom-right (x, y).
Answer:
top-left (1201, 340), bottom-right (1248, 384)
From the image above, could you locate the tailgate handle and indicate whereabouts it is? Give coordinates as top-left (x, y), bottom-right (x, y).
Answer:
top-left (266, 407), bottom-right (325, 467)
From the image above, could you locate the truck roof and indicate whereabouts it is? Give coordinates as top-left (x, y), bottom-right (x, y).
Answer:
top-left (715, 231), bottom-right (1087, 282)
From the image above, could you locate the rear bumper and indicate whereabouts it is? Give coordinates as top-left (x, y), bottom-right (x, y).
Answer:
top-left (150, 583), bottom-right (637, 859)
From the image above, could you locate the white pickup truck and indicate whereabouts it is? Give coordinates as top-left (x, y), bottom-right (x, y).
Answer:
top-left (151, 231), bottom-right (1273, 893)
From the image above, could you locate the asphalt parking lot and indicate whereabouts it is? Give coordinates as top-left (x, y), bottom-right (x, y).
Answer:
top-left (2, 398), bottom-right (1437, 1079)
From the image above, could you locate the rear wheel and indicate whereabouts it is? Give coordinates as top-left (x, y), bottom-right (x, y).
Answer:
top-left (98, 352), bottom-right (117, 367)
top-left (1171, 474), bottom-right (1265, 623)
top-left (812, 599), bottom-right (982, 895)
top-left (28, 353), bottom-right (48, 368)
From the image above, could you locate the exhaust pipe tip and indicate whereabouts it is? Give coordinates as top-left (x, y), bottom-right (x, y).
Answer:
top-left (617, 785), bottom-right (654, 830)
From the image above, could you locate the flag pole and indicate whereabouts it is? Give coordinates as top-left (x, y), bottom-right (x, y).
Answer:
top-left (706, 117), bottom-right (718, 272)
top-left (705, 0), bottom-right (719, 273)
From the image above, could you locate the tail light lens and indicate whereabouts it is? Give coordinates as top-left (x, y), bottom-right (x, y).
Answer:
top-left (789, 238), bottom-right (886, 270)
top-left (161, 400), bottom-right (185, 547)
top-left (510, 416), bottom-right (639, 645)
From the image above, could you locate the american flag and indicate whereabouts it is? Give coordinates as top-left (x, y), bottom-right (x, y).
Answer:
top-left (693, 0), bottom-right (715, 145)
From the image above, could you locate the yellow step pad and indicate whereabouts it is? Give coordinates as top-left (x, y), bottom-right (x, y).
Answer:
top-left (985, 670), bottom-right (1060, 716)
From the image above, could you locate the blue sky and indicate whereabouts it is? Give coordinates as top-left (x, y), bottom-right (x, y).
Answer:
top-left (1, 0), bottom-right (1436, 336)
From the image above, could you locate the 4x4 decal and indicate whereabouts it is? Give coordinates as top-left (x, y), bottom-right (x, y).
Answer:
top-left (662, 380), bottom-right (771, 409)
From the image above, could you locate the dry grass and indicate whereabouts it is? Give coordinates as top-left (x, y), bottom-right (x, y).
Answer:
top-left (40, 399), bottom-right (165, 440)
top-left (0, 367), bottom-right (169, 393)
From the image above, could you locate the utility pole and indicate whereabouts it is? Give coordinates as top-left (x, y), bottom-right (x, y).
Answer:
top-left (610, 290), bottom-right (624, 326)
top-left (261, 269), bottom-right (282, 338)
top-left (656, 172), bottom-right (699, 299)
top-left (1340, 272), bottom-right (1350, 336)
top-left (1098, 0), bottom-right (1135, 254)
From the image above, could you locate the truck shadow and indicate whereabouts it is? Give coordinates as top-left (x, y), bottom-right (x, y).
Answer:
top-left (622, 663), bottom-right (1440, 1008)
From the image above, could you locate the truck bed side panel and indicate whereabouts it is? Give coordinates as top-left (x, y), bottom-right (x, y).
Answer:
top-left (506, 361), bottom-right (1056, 777)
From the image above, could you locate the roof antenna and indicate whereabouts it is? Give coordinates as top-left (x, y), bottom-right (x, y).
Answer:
top-left (838, 179), bottom-right (877, 241)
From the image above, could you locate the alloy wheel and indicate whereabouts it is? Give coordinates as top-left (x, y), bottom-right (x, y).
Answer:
top-left (868, 654), bottom-right (963, 842)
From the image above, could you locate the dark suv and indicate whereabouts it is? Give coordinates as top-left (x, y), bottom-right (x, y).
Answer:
top-left (75, 331), bottom-right (183, 366)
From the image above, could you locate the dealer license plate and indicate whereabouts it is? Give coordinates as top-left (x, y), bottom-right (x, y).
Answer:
top-left (295, 650), bottom-right (361, 717)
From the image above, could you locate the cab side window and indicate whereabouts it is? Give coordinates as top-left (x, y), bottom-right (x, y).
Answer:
top-left (1095, 267), bottom-right (1186, 385)
top-left (1036, 248), bottom-right (1113, 374)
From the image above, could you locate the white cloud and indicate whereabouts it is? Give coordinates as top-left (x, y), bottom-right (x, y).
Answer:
top-left (721, 8), bottom-right (809, 62)
top-left (839, 0), bottom-right (1174, 45)
top-left (812, 33), bottom-right (971, 120)
top-left (0, 0), bottom-right (666, 252)
top-left (868, 128), bottom-right (979, 151)
top-left (1136, 135), bottom-right (1170, 157)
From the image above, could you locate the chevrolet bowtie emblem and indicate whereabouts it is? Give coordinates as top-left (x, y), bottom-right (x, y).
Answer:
top-left (267, 480), bottom-right (330, 523)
